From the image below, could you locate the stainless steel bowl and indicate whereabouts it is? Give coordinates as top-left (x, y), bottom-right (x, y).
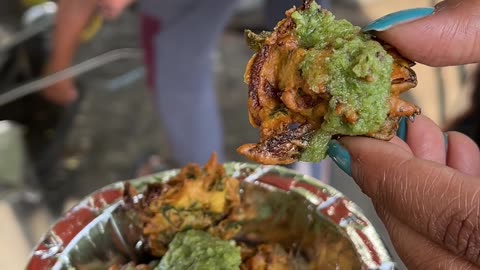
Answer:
top-left (27, 163), bottom-right (395, 269)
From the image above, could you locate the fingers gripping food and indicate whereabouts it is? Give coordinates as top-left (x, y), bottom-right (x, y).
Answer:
top-left (238, 0), bottom-right (420, 164)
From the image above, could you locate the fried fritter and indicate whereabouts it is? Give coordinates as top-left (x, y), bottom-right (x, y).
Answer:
top-left (122, 155), bottom-right (360, 269)
top-left (242, 244), bottom-right (308, 270)
top-left (237, 0), bottom-right (420, 165)
top-left (125, 154), bottom-right (241, 256)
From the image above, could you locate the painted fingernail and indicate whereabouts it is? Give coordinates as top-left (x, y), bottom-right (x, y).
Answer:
top-left (444, 132), bottom-right (449, 152)
top-left (362, 7), bottom-right (435, 32)
top-left (327, 140), bottom-right (352, 176)
top-left (396, 117), bottom-right (408, 141)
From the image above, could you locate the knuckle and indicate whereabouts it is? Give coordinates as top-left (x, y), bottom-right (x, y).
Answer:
top-left (442, 212), bottom-right (473, 252)
top-left (440, 204), bottom-right (480, 264)
top-left (427, 172), bottom-right (480, 265)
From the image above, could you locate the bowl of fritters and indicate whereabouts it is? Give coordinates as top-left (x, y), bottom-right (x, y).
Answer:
top-left (27, 155), bottom-right (395, 270)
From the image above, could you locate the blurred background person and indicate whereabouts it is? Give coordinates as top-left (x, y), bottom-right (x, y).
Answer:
top-left (134, 0), bottom-right (238, 167)
top-left (43, 0), bottom-right (238, 168)
top-left (40, 0), bottom-right (104, 105)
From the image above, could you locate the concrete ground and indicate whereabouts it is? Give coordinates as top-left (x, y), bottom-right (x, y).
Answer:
top-left (1, 0), bottom-right (476, 269)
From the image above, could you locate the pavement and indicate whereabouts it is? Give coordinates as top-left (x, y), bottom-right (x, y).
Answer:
top-left (0, 0), bottom-right (477, 269)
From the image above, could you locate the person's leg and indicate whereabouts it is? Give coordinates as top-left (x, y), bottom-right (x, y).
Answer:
top-left (42, 0), bottom-right (98, 106)
top-left (147, 1), bottom-right (237, 166)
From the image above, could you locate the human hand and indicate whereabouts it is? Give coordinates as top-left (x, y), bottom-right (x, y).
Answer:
top-left (330, 115), bottom-right (480, 269)
top-left (328, 0), bottom-right (480, 268)
top-left (98, 0), bottom-right (135, 20)
top-left (363, 0), bottom-right (480, 67)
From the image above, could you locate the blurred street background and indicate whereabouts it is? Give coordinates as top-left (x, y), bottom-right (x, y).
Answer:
top-left (0, 0), bottom-right (477, 269)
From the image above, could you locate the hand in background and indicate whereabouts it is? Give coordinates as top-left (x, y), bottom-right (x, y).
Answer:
top-left (98, 0), bottom-right (135, 20)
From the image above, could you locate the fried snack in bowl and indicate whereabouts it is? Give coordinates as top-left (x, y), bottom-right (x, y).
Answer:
top-left (27, 155), bottom-right (395, 270)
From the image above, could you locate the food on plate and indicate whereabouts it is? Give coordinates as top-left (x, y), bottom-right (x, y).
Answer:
top-left (104, 154), bottom-right (360, 269)
top-left (237, 0), bottom-right (420, 164)
top-left (107, 261), bottom-right (158, 270)
top-left (124, 153), bottom-right (242, 257)
top-left (156, 230), bottom-right (241, 270)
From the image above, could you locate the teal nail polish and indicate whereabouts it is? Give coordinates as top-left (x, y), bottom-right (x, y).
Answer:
top-left (396, 117), bottom-right (407, 141)
top-left (327, 140), bottom-right (352, 176)
top-left (363, 7), bottom-right (435, 32)
top-left (444, 133), bottom-right (449, 152)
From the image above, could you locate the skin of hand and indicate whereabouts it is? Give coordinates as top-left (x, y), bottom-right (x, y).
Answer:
top-left (375, 0), bottom-right (480, 67)
top-left (340, 116), bottom-right (480, 269)
top-left (98, 0), bottom-right (136, 20)
top-left (329, 0), bottom-right (480, 268)
top-left (41, 0), bottom-right (135, 106)
top-left (41, 0), bottom-right (98, 106)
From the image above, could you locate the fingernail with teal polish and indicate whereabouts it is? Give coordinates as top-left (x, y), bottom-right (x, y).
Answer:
top-left (396, 117), bottom-right (407, 141)
top-left (443, 133), bottom-right (449, 152)
top-left (363, 7), bottom-right (435, 32)
top-left (327, 140), bottom-right (352, 176)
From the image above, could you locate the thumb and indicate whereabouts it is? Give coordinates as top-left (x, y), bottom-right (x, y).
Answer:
top-left (374, 0), bottom-right (480, 67)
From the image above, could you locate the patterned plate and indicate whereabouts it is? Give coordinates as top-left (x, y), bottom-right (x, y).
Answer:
top-left (26, 163), bottom-right (395, 270)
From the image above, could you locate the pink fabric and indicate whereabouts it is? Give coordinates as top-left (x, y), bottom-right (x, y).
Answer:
top-left (140, 14), bottom-right (161, 90)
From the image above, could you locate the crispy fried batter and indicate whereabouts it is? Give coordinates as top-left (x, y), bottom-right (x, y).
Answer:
top-left (126, 154), bottom-right (241, 256)
top-left (238, 2), bottom-right (420, 165)
top-left (241, 244), bottom-right (305, 270)
top-left (122, 154), bottom-right (361, 269)
top-left (123, 155), bottom-right (304, 267)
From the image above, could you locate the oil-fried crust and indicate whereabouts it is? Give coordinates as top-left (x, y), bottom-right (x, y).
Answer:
top-left (238, 4), bottom-right (420, 165)
top-left (237, 124), bottom-right (314, 165)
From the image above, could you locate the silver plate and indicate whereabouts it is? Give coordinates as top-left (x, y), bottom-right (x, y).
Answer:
top-left (27, 163), bottom-right (395, 270)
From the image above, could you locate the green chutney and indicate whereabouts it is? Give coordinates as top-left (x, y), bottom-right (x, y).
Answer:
top-left (291, 1), bottom-right (393, 162)
top-left (156, 230), bottom-right (241, 270)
